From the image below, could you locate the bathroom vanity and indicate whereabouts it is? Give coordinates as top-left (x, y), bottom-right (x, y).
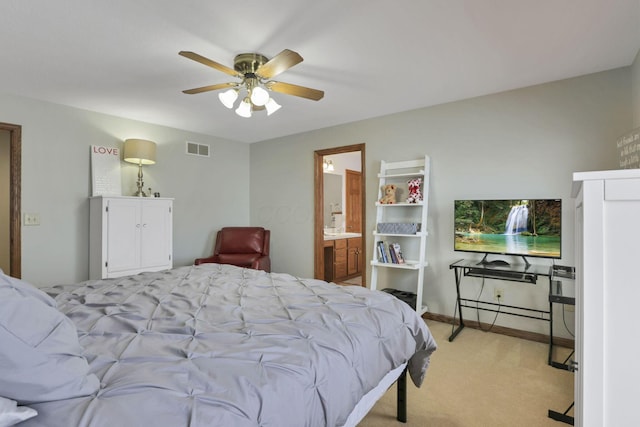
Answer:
top-left (323, 233), bottom-right (362, 283)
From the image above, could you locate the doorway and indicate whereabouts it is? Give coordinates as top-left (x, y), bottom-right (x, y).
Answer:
top-left (314, 144), bottom-right (365, 287)
top-left (0, 122), bottom-right (21, 278)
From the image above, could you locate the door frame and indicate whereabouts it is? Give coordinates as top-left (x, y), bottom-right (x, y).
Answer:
top-left (1, 122), bottom-right (21, 278)
top-left (314, 144), bottom-right (365, 286)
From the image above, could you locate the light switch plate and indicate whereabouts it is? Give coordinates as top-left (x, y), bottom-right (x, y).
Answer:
top-left (24, 213), bottom-right (40, 226)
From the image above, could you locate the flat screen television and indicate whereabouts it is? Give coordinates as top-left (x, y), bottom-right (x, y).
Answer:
top-left (454, 199), bottom-right (561, 265)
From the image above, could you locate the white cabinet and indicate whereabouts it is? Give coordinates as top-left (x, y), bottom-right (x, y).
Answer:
top-left (370, 156), bottom-right (430, 314)
top-left (90, 196), bottom-right (173, 279)
top-left (572, 169), bottom-right (640, 427)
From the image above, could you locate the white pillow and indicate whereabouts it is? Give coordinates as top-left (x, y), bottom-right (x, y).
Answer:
top-left (0, 272), bottom-right (99, 404)
top-left (0, 270), bottom-right (56, 308)
top-left (0, 397), bottom-right (37, 427)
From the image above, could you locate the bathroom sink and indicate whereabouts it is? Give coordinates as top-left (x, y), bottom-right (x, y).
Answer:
top-left (324, 232), bottom-right (361, 238)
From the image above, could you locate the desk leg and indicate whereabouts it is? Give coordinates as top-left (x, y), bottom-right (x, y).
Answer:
top-left (548, 277), bottom-right (553, 365)
top-left (448, 267), bottom-right (465, 341)
top-left (548, 402), bottom-right (574, 425)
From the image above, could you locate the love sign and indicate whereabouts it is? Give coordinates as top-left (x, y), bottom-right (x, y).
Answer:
top-left (91, 145), bottom-right (122, 196)
top-left (92, 146), bottom-right (119, 156)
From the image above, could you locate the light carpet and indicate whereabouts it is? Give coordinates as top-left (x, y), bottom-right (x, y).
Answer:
top-left (358, 320), bottom-right (574, 426)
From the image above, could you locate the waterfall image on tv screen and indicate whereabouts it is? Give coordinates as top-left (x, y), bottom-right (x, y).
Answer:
top-left (454, 199), bottom-right (561, 259)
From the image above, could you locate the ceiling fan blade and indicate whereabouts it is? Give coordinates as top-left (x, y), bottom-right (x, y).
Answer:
top-left (182, 82), bottom-right (238, 95)
top-left (256, 49), bottom-right (303, 79)
top-left (266, 81), bottom-right (324, 101)
top-left (179, 51), bottom-right (241, 78)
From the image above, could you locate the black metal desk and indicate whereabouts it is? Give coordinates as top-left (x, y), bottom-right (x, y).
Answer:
top-left (547, 265), bottom-right (575, 368)
top-left (449, 259), bottom-right (576, 425)
top-left (547, 265), bottom-right (576, 425)
top-left (448, 259), bottom-right (551, 342)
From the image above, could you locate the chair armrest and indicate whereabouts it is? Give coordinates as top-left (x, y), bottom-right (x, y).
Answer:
top-left (251, 256), bottom-right (271, 273)
top-left (194, 255), bottom-right (220, 265)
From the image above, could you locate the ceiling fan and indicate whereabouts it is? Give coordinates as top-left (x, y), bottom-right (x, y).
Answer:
top-left (179, 49), bottom-right (324, 117)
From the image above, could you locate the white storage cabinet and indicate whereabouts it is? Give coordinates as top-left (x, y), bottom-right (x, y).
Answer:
top-left (90, 196), bottom-right (173, 279)
top-left (572, 169), bottom-right (640, 427)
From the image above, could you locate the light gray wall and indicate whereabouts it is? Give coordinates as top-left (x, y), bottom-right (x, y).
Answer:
top-left (250, 67), bottom-right (631, 337)
top-left (0, 93), bottom-right (250, 286)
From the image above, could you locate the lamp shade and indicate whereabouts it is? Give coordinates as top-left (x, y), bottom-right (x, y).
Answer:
top-left (265, 98), bottom-right (282, 116)
top-left (235, 98), bottom-right (252, 118)
top-left (218, 89), bottom-right (238, 109)
top-left (250, 86), bottom-right (270, 106)
top-left (123, 139), bottom-right (157, 165)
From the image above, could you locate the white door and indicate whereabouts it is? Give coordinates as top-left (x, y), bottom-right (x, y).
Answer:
top-left (139, 200), bottom-right (172, 269)
top-left (106, 199), bottom-right (141, 274)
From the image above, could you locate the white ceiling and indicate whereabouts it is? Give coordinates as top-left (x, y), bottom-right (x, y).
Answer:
top-left (1, 1), bottom-right (638, 143)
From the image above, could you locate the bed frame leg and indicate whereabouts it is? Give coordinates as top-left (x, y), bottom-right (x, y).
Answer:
top-left (396, 367), bottom-right (407, 423)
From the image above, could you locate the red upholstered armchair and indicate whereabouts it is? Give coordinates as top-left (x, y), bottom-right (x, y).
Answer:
top-left (194, 227), bottom-right (271, 272)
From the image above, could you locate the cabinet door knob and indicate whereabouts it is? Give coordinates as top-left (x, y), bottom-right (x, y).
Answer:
top-left (136, 224), bottom-right (141, 228)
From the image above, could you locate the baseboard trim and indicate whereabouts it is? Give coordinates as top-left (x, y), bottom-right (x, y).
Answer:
top-left (422, 312), bottom-right (575, 349)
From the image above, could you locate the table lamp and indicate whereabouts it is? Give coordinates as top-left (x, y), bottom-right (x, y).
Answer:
top-left (123, 139), bottom-right (156, 197)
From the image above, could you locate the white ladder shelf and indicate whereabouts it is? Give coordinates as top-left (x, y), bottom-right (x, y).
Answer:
top-left (370, 156), bottom-right (431, 314)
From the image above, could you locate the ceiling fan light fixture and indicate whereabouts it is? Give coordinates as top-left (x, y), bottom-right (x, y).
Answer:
top-left (235, 97), bottom-right (252, 118)
top-left (218, 88), bottom-right (239, 109)
top-left (250, 86), bottom-right (270, 106)
top-left (265, 97), bottom-right (282, 116)
top-left (180, 48), bottom-right (323, 118)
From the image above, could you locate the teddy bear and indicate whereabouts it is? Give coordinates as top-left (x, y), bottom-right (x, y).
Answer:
top-left (406, 178), bottom-right (423, 203)
top-left (379, 184), bottom-right (397, 204)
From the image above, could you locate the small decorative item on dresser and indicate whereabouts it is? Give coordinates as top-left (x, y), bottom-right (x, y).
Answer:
top-left (392, 242), bottom-right (405, 264)
top-left (379, 184), bottom-right (397, 204)
top-left (377, 223), bottom-right (419, 234)
top-left (406, 178), bottom-right (423, 203)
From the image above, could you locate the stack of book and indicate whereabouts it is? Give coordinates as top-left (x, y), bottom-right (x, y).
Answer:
top-left (376, 241), bottom-right (405, 264)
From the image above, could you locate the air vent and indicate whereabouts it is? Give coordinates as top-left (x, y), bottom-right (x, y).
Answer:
top-left (186, 141), bottom-right (210, 157)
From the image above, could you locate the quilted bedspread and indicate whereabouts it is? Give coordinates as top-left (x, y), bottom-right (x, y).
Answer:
top-left (25, 264), bottom-right (436, 427)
